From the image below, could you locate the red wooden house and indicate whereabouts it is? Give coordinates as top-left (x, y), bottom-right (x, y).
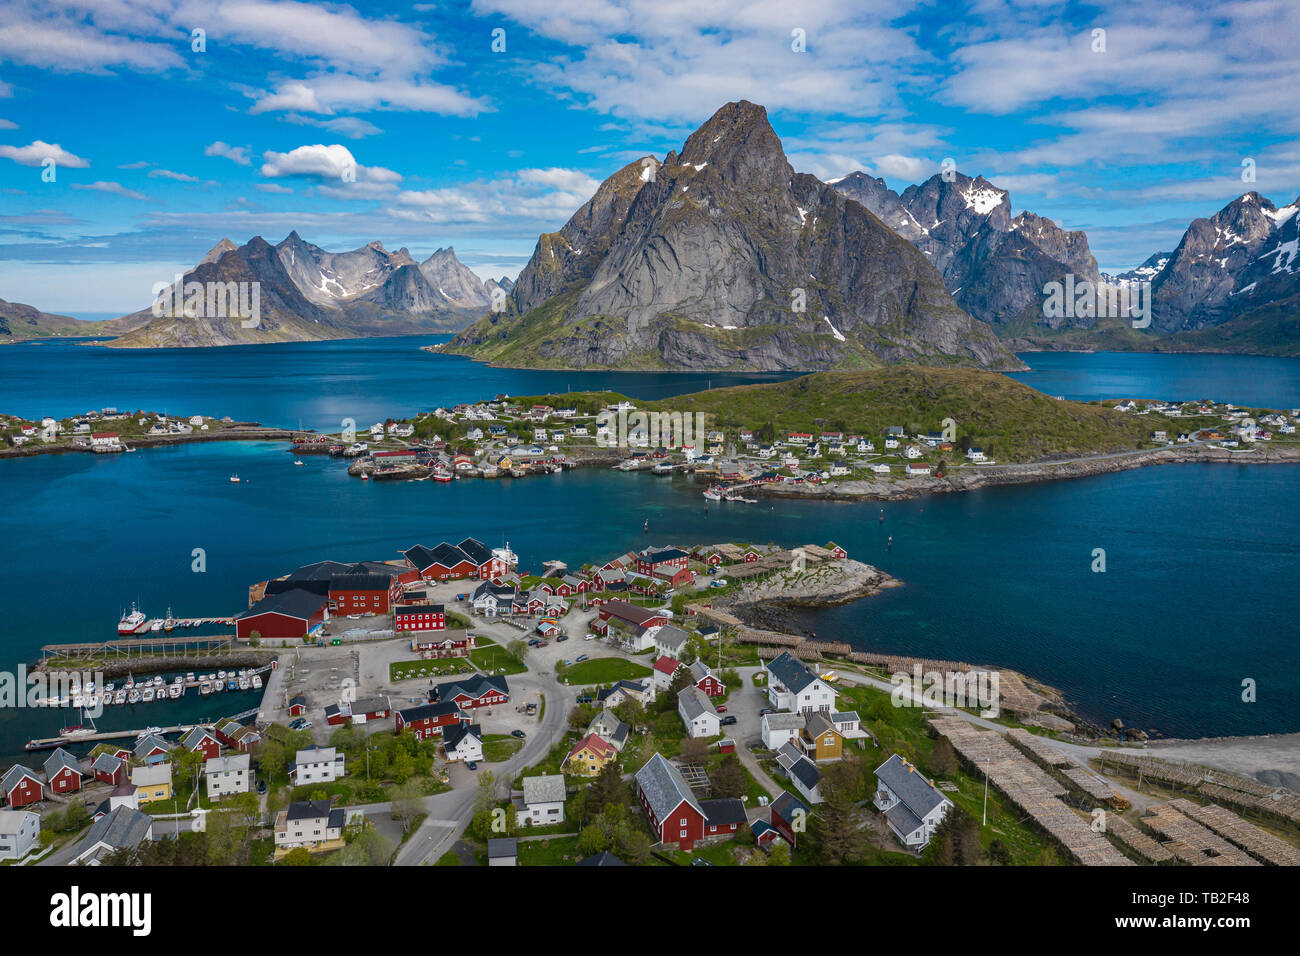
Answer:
top-left (2, 765), bottom-right (43, 808)
top-left (826, 542), bottom-right (847, 559)
top-left (431, 674), bottom-right (509, 710)
top-left (181, 727), bottom-right (222, 762)
top-left (329, 572), bottom-right (402, 615)
top-left (635, 753), bottom-right (706, 850)
top-left (394, 701), bottom-right (465, 739)
top-left (636, 547), bottom-right (690, 578)
top-left (43, 749), bottom-right (83, 794)
top-left (770, 791), bottom-right (811, 848)
top-left (288, 695), bottom-right (308, 717)
top-left (395, 604), bottom-right (446, 633)
top-left (598, 600), bottom-right (668, 632)
top-left (91, 753), bottom-right (127, 786)
top-left (236, 589), bottom-right (329, 641)
top-left (410, 630), bottom-right (474, 658)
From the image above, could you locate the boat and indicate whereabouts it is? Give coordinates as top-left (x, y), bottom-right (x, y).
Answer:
top-left (226, 679), bottom-right (239, 692)
top-left (238, 677), bottom-right (250, 691)
top-left (433, 470), bottom-right (452, 482)
top-left (140, 687), bottom-right (155, 703)
top-left (114, 689), bottom-right (126, 705)
top-left (217, 670), bottom-right (227, 680)
top-left (140, 726), bottom-right (162, 736)
top-left (168, 684), bottom-right (182, 700)
top-left (118, 603), bottom-right (146, 635)
top-left (294, 459), bottom-right (304, 466)
top-left (360, 473), bottom-right (369, 480)
top-left (185, 673), bottom-right (195, 683)
top-left (230, 474), bottom-right (240, 483)
top-left (251, 674), bottom-right (263, 690)
top-left (703, 487), bottom-right (723, 501)
top-left (60, 706), bottom-right (97, 739)
top-left (199, 681), bottom-right (211, 696)
top-left (651, 461), bottom-right (675, 474)
top-left (163, 608), bottom-right (176, 632)
top-left (127, 689), bottom-right (140, 704)
top-left (150, 620), bottom-right (163, 632)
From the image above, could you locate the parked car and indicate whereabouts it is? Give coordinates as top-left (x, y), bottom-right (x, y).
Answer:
top-left (511, 729), bottom-right (526, 739)
top-left (556, 634), bottom-right (568, 642)
top-left (759, 707), bottom-right (774, 716)
top-left (255, 778), bottom-right (267, 795)
top-left (716, 705), bottom-right (728, 713)
top-left (527, 638), bottom-right (540, 647)
top-left (575, 653), bottom-right (589, 662)
top-left (710, 579), bottom-right (728, 588)
top-left (575, 694), bottom-right (593, 704)
top-left (465, 761), bottom-right (478, 771)
top-left (584, 634), bottom-right (597, 640)
top-left (561, 659), bottom-right (573, 667)
top-left (720, 715), bottom-right (738, 726)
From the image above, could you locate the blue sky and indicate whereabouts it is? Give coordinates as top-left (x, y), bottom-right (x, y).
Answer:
top-left (1, 0), bottom-right (1297, 315)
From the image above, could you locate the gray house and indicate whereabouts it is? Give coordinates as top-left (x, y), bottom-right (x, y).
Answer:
top-left (0, 809), bottom-right (40, 861)
top-left (873, 753), bottom-right (953, 850)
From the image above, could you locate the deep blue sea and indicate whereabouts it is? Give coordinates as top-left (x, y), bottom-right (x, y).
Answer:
top-left (0, 340), bottom-right (1297, 759)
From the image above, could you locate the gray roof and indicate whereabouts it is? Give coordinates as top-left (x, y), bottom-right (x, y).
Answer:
top-left (788, 755), bottom-right (820, 791)
top-left (577, 850), bottom-right (626, 866)
top-left (699, 797), bottom-right (747, 827)
top-left (766, 651), bottom-right (818, 695)
top-left (91, 753), bottom-right (123, 773)
top-left (804, 710), bottom-right (837, 738)
top-left (687, 660), bottom-right (711, 683)
top-left (521, 774), bottom-right (566, 806)
top-left (295, 746), bottom-right (339, 767)
top-left (677, 686), bottom-right (716, 721)
top-left (763, 712), bottom-right (805, 732)
top-left (206, 753), bottom-right (250, 775)
top-left (286, 799), bottom-right (333, 822)
top-left (771, 790), bottom-right (810, 821)
top-left (875, 753), bottom-right (948, 821)
top-left (635, 753), bottom-right (703, 822)
top-left (0, 809), bottom-right (38, 834)
top-left (885, 801), bottom-right (925, 837)
top-left (655, 625), bottom-right (689, 652)
top-left (76, 805), bottom-right (152, 857)
top-left (181, 726), bottom-right (217, 750)
top-left (131, 763), bottom-right (171, 787)
top-left (831, 710), bottom-right (860, 724)
top-left (43, 748), bottom-right (80, 778)
top-left (487, 837), bottom-right (517, 858)
top-left (133, 733), bottom-right (173, 757)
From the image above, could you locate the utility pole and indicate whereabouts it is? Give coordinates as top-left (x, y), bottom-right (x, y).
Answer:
top-left (982, 761), bottom-right (989, 826)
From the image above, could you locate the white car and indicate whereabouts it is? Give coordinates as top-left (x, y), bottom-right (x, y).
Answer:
top-left (584, 634), bottom-right (596, 640)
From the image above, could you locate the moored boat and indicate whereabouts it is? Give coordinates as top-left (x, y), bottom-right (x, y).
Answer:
top-left (118, 602), bottom-right (146, 635)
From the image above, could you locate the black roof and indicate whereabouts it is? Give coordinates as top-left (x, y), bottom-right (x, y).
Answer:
top-left (265, 577), bottom-right (330, 597)
top-left (457, 537), bottom-right (494, 565)
top-left (577, 850), bottom-right (626, 866)
top-left (239, 587), bottom-right (329, 622)
top-left (398, 701), bottom-right (462, 723)
top-left (329, 573), bottom-right (391, 591)
top-left (700, 797), bottom-right (748, 827)
top-left (286, 560), bottom-right (353, 582)
top-left (432, 673), bottom-right (509, 702)
top-left (644, 547), bottom-right (689, 563)
top-left (397, 603), bottom-right (445, 615)
top-left (286, 799), bottom-right (334, 822)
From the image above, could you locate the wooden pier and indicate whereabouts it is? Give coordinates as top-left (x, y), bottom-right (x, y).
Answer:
top-left (41, 632), bottom-right (235, 662)
top-left (25, 707), bottom-right (261, 752)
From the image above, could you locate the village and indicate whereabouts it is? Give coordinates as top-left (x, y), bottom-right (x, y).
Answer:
top-left (0, 406), bottom-right (304, 457)
top-left (4, 533), bottom-right (1298, 868)
top-left (303, 392), bottom-right (1300, 494)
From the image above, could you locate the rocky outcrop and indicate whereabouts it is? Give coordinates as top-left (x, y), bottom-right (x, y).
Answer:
top-left (445, 101), bottom-right (1022, 372)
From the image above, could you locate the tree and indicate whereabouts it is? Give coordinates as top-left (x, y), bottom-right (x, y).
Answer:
top-left (613, 697), bottom-right (645, 729)
top-left (390, 781), bottom-right (424, 834)
top-left (280, 847), bottom-right (314, 866)
top-left (679, 736), bottom-right (710, 764)
top-left (926, 805), bottom-right (985, 866)
top-left (473, 770), bottom-right (500, 817)
top-left (506, 638), bottom-right (528, 663)
top-left (766, 841), bottom-right (792, 866)
top-left (806, 758), bottom-right (871, 865)
top-left (586, 761), bottom-right (626, 818)
top-left (928, 737), bottom-right (957, 777)
top-left (709, 755), bottom-right (747, 799)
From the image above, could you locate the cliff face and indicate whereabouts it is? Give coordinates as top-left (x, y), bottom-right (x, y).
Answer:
top-left (834, 171), bottom-right (1100, 330)
top-left (446, 101), bottom-right (1022, 371)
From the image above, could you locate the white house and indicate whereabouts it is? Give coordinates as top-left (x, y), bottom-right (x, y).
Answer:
top-left (291, 746), bottom-right (345, 784)
top-left (761, 712), bottom-right (805, 750)
top-left (870, 463), bottom-right (891, 475)
top-left (205, 753), bottom-right (251, 798)
top-left (654, 625), bottom-right (690, 660)
top-left (905, 463), bottom-right (931, 477)
top-left (515, 774), bottom-right (567, 827)
top-left (0, 809), bottom-right (40, 861)
top-left (765, 651), bottom-right (836, 714)
top-left (965, 447), bottom-right (986, 462)
top-left (677, 686), bottom-right (721, 738)
top-left (873, 753), bottom-right (952, 851)
top-left (275, 800), bottom-right (345, 852)
top-left (444, 722), bottom-right (483, 763)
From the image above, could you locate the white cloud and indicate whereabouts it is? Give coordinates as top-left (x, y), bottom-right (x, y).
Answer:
top-left (260, 144), bottom-right (401, 187)
top-left (0, 139), bottom-right (89, 167)
top-left (282, 114), bottom-right (383, 138)
top-left (71, 180), bottom-right (148, 201)
top-left (255, 183), bottom-right (294, 194)
top-left (0, 119), bottom-right (16, 130)
top-left (390, 167), bottom-right (601, 226)
top-left (148, 168), bottom-right (200, 183)
top-left (205, 141), bottom-right (251, 166)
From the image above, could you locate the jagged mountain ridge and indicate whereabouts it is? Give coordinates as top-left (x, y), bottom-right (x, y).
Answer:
top-left (446, 100), bottom-right (1022, 371)
top-left (105, 235), bottom-right (500, 348)
top-left (832, 170), bottom-right (1099, 330)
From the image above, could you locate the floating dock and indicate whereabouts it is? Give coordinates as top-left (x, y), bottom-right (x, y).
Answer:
top-left (25, 706), bottom-right (261, 752)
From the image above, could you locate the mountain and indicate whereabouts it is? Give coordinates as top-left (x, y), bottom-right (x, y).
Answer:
top-left (105, 235), bottom-right (497, 348)
top-left (831, 170), bottom-right (1100, 331)
top-left (0, 299), bottom-right (102, 343)
top-left (1150, 191), bottom-right (1300, 331)
top-left (1102, 251), bottom-right (1171, 286)
top-left (444, 101), bottom-right (1020, 372)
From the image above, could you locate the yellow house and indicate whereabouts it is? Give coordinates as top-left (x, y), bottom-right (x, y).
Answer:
top-left (563, 734), bottom-right (617, 777)
top-left (131, 763), bottom-right (173, 804)
top-left (800, 711), bottom-right (843, 762)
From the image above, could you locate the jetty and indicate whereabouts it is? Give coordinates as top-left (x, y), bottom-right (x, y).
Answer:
top-left (25, 706), bottom-right (260, 752)
top-left (41, 631), bottom-right (236, 662)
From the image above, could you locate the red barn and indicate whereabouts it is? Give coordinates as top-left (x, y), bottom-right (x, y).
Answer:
top-left (653, 566), bottom-right (694, 589)
top-left (635, 754), bottom-right (706, 850)
top-left (396, 604), bottom-right (446, 632)
top-left (598, 600), bottom-right (668, 632)
top-left (288, 695), bottom-right (308, 717)
top-left (395, 701), bottom-right (465, 739)
top-left (43, 749), bottom-right (82, 794)
top-left (689, 661), bottom-right (726, 697)
top-left (826, 542), bottom-right (847, 559)
top-left (2, 765), bottom-right (43, 808)
top-left (403, 543), bottom-right (478, 581)
top-left (236, 589), bottom-right (328, 641)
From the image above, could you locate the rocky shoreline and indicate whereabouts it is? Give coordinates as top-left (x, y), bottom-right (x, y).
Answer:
top-left (0, 425), bottom-right (312, 460)
top-left (754, 442), bottom-right (1300, 503)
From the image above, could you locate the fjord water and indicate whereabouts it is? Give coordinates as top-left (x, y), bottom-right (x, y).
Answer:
top-left (0, 340), bottom-right (1297, 759)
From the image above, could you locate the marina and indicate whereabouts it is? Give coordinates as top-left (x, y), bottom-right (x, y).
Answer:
top-left (24, 706), bottom-right (261, 752)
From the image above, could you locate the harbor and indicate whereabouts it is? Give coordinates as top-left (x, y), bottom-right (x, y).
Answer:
top-left (23, 706), bottom-right (261, 752)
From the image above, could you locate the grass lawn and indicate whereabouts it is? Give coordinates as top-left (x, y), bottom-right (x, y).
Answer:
top-left (390, 658), bottom-right (475, 682)
top-left (435, 850), bottom-right (462, 865)
top-left (560, 657), bottom-right (652, 684)
top-left (518, 835), bottom-right (583, 866)
top-left (482, 734), bottom-right (525, 763)
top-left (470, 642), bottom-right (528, 675)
